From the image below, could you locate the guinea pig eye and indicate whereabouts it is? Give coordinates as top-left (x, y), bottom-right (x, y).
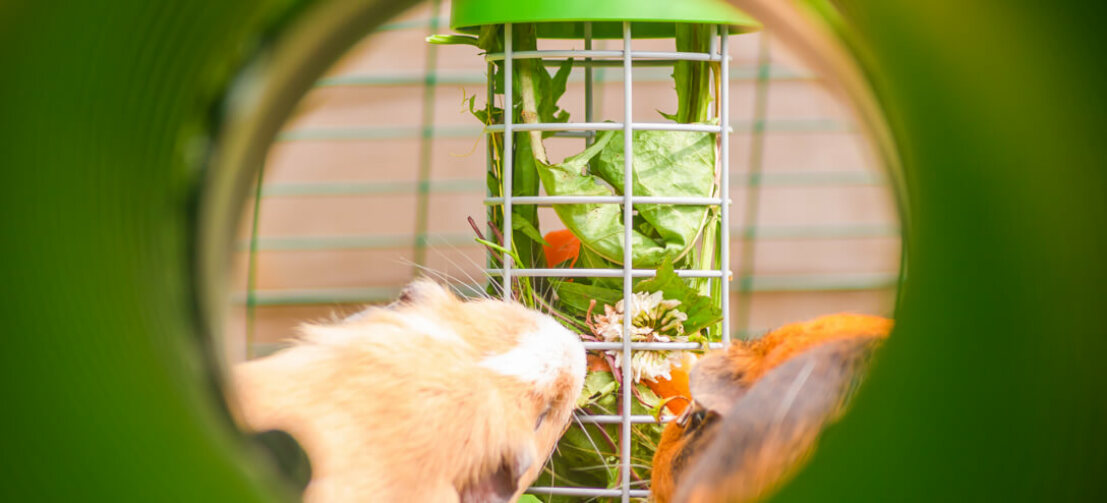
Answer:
top-left (535, 405), bottom-right (552, 430)
top-left (687, 409), bottom-right (708, 430)
top-left (676, 402), bottom-right (710, 432)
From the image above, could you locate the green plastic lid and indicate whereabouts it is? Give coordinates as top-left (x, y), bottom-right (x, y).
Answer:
top-left (449, 0), bottom-right (761, 39)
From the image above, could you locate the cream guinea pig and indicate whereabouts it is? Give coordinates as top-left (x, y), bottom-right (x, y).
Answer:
top-left (231, 280), bottom-right (587, 502)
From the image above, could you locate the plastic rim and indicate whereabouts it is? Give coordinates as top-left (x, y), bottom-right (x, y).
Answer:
top-left (449, 0), bottom-right (761, 38)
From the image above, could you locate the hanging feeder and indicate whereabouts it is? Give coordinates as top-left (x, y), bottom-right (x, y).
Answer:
top-left (432, 1), bottom-right (760, 500)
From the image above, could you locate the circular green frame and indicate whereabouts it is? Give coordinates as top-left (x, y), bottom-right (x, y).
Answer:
top-left (1, 0), bottom-right (1103, 501)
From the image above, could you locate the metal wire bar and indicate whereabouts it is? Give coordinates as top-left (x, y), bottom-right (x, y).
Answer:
top-left (574, 414), bottom-right (675, 424)
top-left (248, 341), bottom-right (723, 356)
top-left (501, 24), bottom-right (514, 298)
top-left (526, 487), bottom-right (651, 498)
top-left (486, 57), bottom-right (497, 291)
top-left (485, 268), bottom-right (723, 278)
top-left (583, 342), bottom-right (725, 351)
top-left (620, 21), bottom-right (634, 503)
top-left (483, 122), bottom-right (726, 133)
top-left (484, 195), bottom-right (723, 205)
top-left (486, 49), bottom-right (727, 62)
top-left (720, 27), bottom-right (732, 347)
top-left (584, 22), bottom-right (594, 147)
top-left (534, 58), bottom-right (712, 69)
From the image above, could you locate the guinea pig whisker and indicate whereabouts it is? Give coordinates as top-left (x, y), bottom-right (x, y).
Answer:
top-left (414, 251), bottom-right (473, 290)
top-left (545, 455), bottom-right (557, 503)
top-left (401, 258), bottom-right (487, 300)
top-left (439, 237), bottom-right (508, 300)
top-left (427, 240), bottom-right (496, 300)
top-left (571, 414), bottom-right (612, 475)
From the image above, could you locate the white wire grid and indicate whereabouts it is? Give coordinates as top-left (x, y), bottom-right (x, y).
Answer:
top-left (485, 21), bottom-right (732, 501)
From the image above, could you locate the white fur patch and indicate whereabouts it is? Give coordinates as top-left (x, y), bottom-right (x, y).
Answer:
top-left (342, 306), bottom-right (373, 322)
top-left (399, 314), bottom-right (461, 343)
top-left (479, 316), bottom-right (586, 387)
top-left (343, 306), bottom-right (460, 343)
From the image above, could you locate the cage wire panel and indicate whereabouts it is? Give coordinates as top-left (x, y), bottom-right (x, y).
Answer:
top-left (486, 22), bottom-right (731, 501)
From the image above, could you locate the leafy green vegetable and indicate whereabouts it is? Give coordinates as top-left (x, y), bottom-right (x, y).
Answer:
top-left (534, 126), bottom-right (716, 269)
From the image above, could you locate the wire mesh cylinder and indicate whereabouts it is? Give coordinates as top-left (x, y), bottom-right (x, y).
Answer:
top-left (482, 21), bottom-right (732, 502)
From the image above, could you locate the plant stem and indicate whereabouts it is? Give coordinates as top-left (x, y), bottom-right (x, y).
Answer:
top-left (515, 25), bottom-right (549, 164)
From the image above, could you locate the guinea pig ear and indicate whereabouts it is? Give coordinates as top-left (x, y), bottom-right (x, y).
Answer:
top-left (458, 449), bottom-right (534, 503)
top-left (689, 351), bottom-right (749, 414)
top-left (389, 279), bottom-right (455, 309)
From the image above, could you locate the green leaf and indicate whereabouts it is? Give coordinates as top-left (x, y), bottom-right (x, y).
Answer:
top-left (635, 258), bottom-right (723, 335)
top-left (636, 383), bottom-right (663, 409)
top-left (512, 218), bottom-right (549, 247)
top-left (511, 131), bottom-right (543, 267)
top-left (577, 370), bottom-right (618, 408)
top-left (475, 238), bottom-right (522, 266)
top-left (485, 172), bottom-right (500, 199)
top-left (551, 280), bottom-right (622, 317)
top-left (425, 34), bottom-right (479, 47)
top-left (517, 496), bottom-right (543, 503)
top-left (544, 58), bottom-right (574, 120)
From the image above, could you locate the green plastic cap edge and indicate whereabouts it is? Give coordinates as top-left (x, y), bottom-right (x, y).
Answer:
top-left (449, 0), bottom-right (762, 39)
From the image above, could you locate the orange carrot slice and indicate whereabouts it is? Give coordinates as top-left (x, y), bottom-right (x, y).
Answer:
top-left (543, 229), bottom-right (581, 268)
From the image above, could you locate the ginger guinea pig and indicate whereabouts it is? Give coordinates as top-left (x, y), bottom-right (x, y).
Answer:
top-left (651, 314), bottom-right (892, 503)
top-left (231, 280), bottom-right (586, 502)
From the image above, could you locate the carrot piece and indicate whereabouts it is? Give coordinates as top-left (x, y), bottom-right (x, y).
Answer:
top-left (644, 369), bottom-right (692, 416)
top-left (587, 352), bottom-right (692, 415)
top-left (543, 229), bottom-right (581, 268)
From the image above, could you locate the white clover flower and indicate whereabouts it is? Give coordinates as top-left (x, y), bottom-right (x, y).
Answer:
top-left (591, 291), bottom-right (691, 382)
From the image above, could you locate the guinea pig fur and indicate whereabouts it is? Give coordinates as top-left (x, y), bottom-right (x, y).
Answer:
top-left (230, 280), bottom-right (587, 502)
